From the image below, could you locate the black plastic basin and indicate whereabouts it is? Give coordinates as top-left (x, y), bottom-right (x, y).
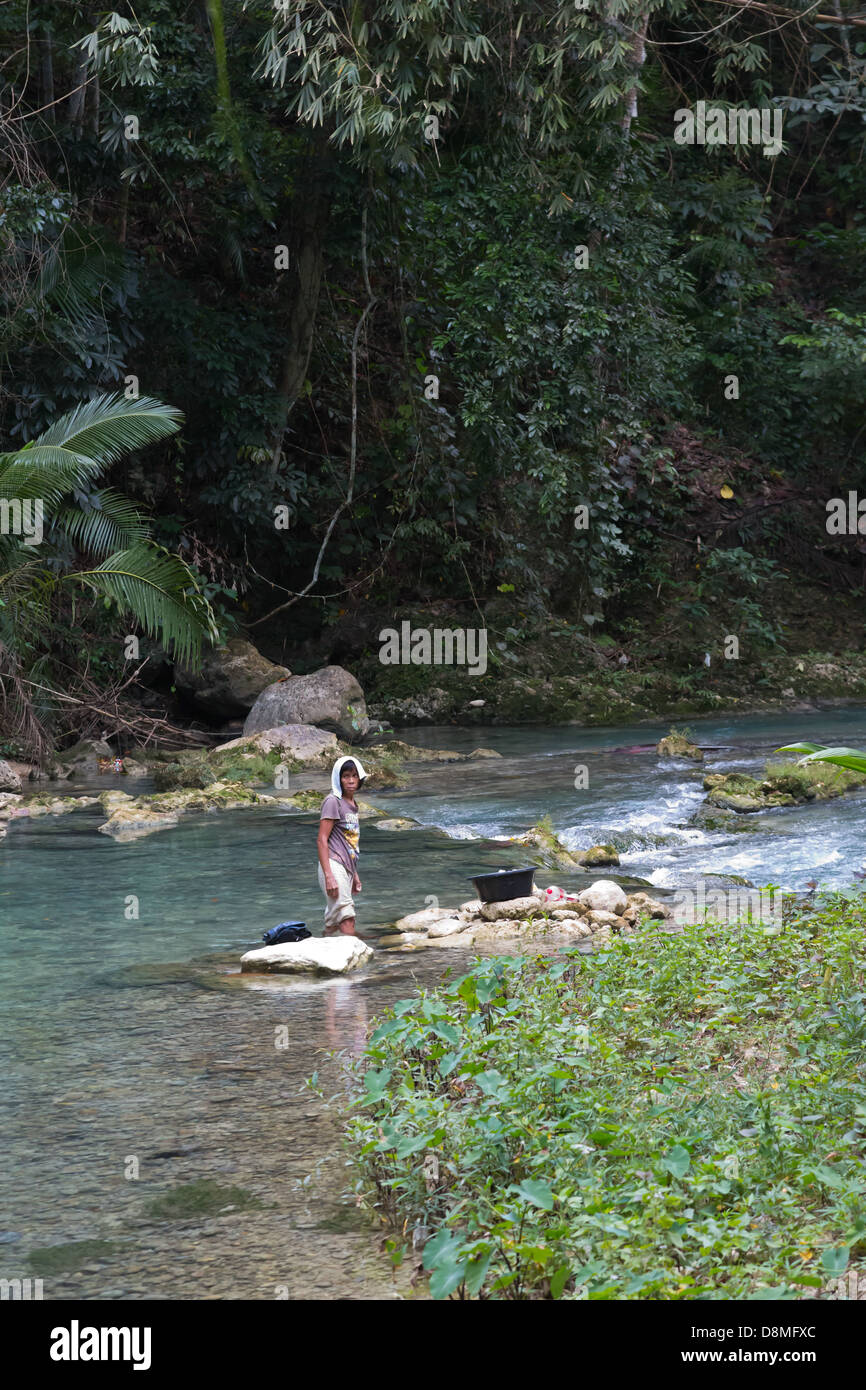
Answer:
top-left (468, 867), bottom-right (537, 903)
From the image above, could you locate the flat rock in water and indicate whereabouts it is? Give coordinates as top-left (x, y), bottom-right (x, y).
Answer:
top-left (373, 817), bottom-right (420, 831)
top-left (393, 906), bottom-right (454, 933)
top-left (426, 916), bottom-right (469, 938)
top-left (240, 937), bottom-right (373, 975)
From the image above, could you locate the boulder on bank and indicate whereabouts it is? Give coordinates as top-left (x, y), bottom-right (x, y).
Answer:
top-left (0, 760), bottom-right (22, 792)
top-left (657, 734), bottom-right (703, 762)
top-left (175, 637), bottom-right (291, 717)
top-left (52, 739), bottom-right (113, 779)
top-left (240, 937), bottom-right (373, 975)
top-left (244, 666), bottom-right (369, 743)
top-left (578, 879), bottom-right (628, 915)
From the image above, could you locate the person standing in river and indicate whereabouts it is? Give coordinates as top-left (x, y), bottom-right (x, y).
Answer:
top-left (317, 755), bottom-right (366, 936)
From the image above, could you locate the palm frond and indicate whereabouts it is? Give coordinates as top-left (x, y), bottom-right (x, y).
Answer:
top-left (55, 490), bottom-right (149, 557)
top-left (32, 393), bottom-right (184, 468)
top-left (0, 448), bottom-right (103, 505)
top-left (0, 225), bottom-right (127, 353)
top-left (36, 226), bottom-right (127, 336)
top-left (68, 541), bottom-right (217, 665)
top-left (777, 742), bottom-right (866, 774)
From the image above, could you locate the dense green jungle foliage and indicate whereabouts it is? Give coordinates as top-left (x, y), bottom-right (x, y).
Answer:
top-left (2, 1), bottom-right (866, 749)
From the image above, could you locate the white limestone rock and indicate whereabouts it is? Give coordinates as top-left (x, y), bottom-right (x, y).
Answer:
top-left (578, 879), bottom-right (628, 916)
top-left (629, 892), bottom-right (669, 919)
top-left (426, 916), bottom-right (469, 938)
top-left (479, 895), bottom-right (542, 921)
top-left (240, 936), bottom-right (373, 975)
top-left (394, 906), bottom-right (454, 933)
top-left (588, 909), bottom-right (620, 928)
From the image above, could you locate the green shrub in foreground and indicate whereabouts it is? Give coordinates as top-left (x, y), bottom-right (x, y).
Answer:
top-left (345, 892), bottom-right (866, 1299)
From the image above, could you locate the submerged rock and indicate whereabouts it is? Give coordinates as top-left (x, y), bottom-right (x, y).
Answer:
top-left (240, 937), bottom-right (373, 975)
top-left (373, 817), bottom-right (420, 831)
top-left (393, 906), bottom-right (454, 933)
top-left (97, 782), bottom-right (277, 840)
top-left (22, 794), bottom-right (98, 817)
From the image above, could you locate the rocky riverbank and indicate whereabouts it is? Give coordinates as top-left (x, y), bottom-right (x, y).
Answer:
top-left (386, 879), bottom-right (671, 951)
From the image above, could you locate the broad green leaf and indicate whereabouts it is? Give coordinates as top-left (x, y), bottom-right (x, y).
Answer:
top-left (660, 1145), bottom-right (691, 1179)
top-left (428, 1258), bottom-right (467, 1300)
top-left (821, 1246), bottom-right (849, 1276)
top-left (513, 1178), bottom-right (555, 1211)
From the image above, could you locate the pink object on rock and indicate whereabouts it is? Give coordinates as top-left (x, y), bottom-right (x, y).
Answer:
top-left (543, 885), bottom-right (580, 903)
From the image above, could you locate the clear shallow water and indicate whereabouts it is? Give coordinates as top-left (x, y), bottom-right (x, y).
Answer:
top-left (2, 706), bottom-right (865, 1298)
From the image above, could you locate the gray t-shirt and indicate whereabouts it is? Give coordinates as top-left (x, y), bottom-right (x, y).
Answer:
top-left (320, 794), bottom-right (360, 877)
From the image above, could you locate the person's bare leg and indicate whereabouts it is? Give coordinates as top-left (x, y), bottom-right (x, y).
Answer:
top-left (338, 917), bottom-right (356, 936)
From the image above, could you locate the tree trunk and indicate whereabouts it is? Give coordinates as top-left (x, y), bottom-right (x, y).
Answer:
top-left (39, 30), bottom-right (55, 122)
top-left (270, 141), bottom-right (333, 475)
top-left (621, 9), bottom-right (649, 134)
top-left (67, 48), bottom-right (88, 132)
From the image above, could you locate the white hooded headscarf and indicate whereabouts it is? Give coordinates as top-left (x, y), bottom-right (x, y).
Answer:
top-left (330, 754), bottom-right (367, 798)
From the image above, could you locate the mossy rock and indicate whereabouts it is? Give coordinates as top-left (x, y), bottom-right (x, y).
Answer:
top-left (286, 789), bottom-right (325, 812)
top-left (703, 771), bottom-right (798, 812)
top-left (144, 1179), bottom-right (264, 1221)
top-left (29, 1239), bottom-right (129, 1276)
top-left (657, 733), bottom-right (703, 761)
top-left (579, 843), bottom-right (621, 867)
top-left (511, 817), bottom-right (582, 869)
top-left (151, 758), bottom-right (213, 792)
top-left (686, 805), bottom-right (761, 834)
top-left (363, 764), bottom-right (409, 789)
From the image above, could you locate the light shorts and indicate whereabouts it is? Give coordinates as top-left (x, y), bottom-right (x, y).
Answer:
top-left (318, 857), bottom-right (356, 929)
